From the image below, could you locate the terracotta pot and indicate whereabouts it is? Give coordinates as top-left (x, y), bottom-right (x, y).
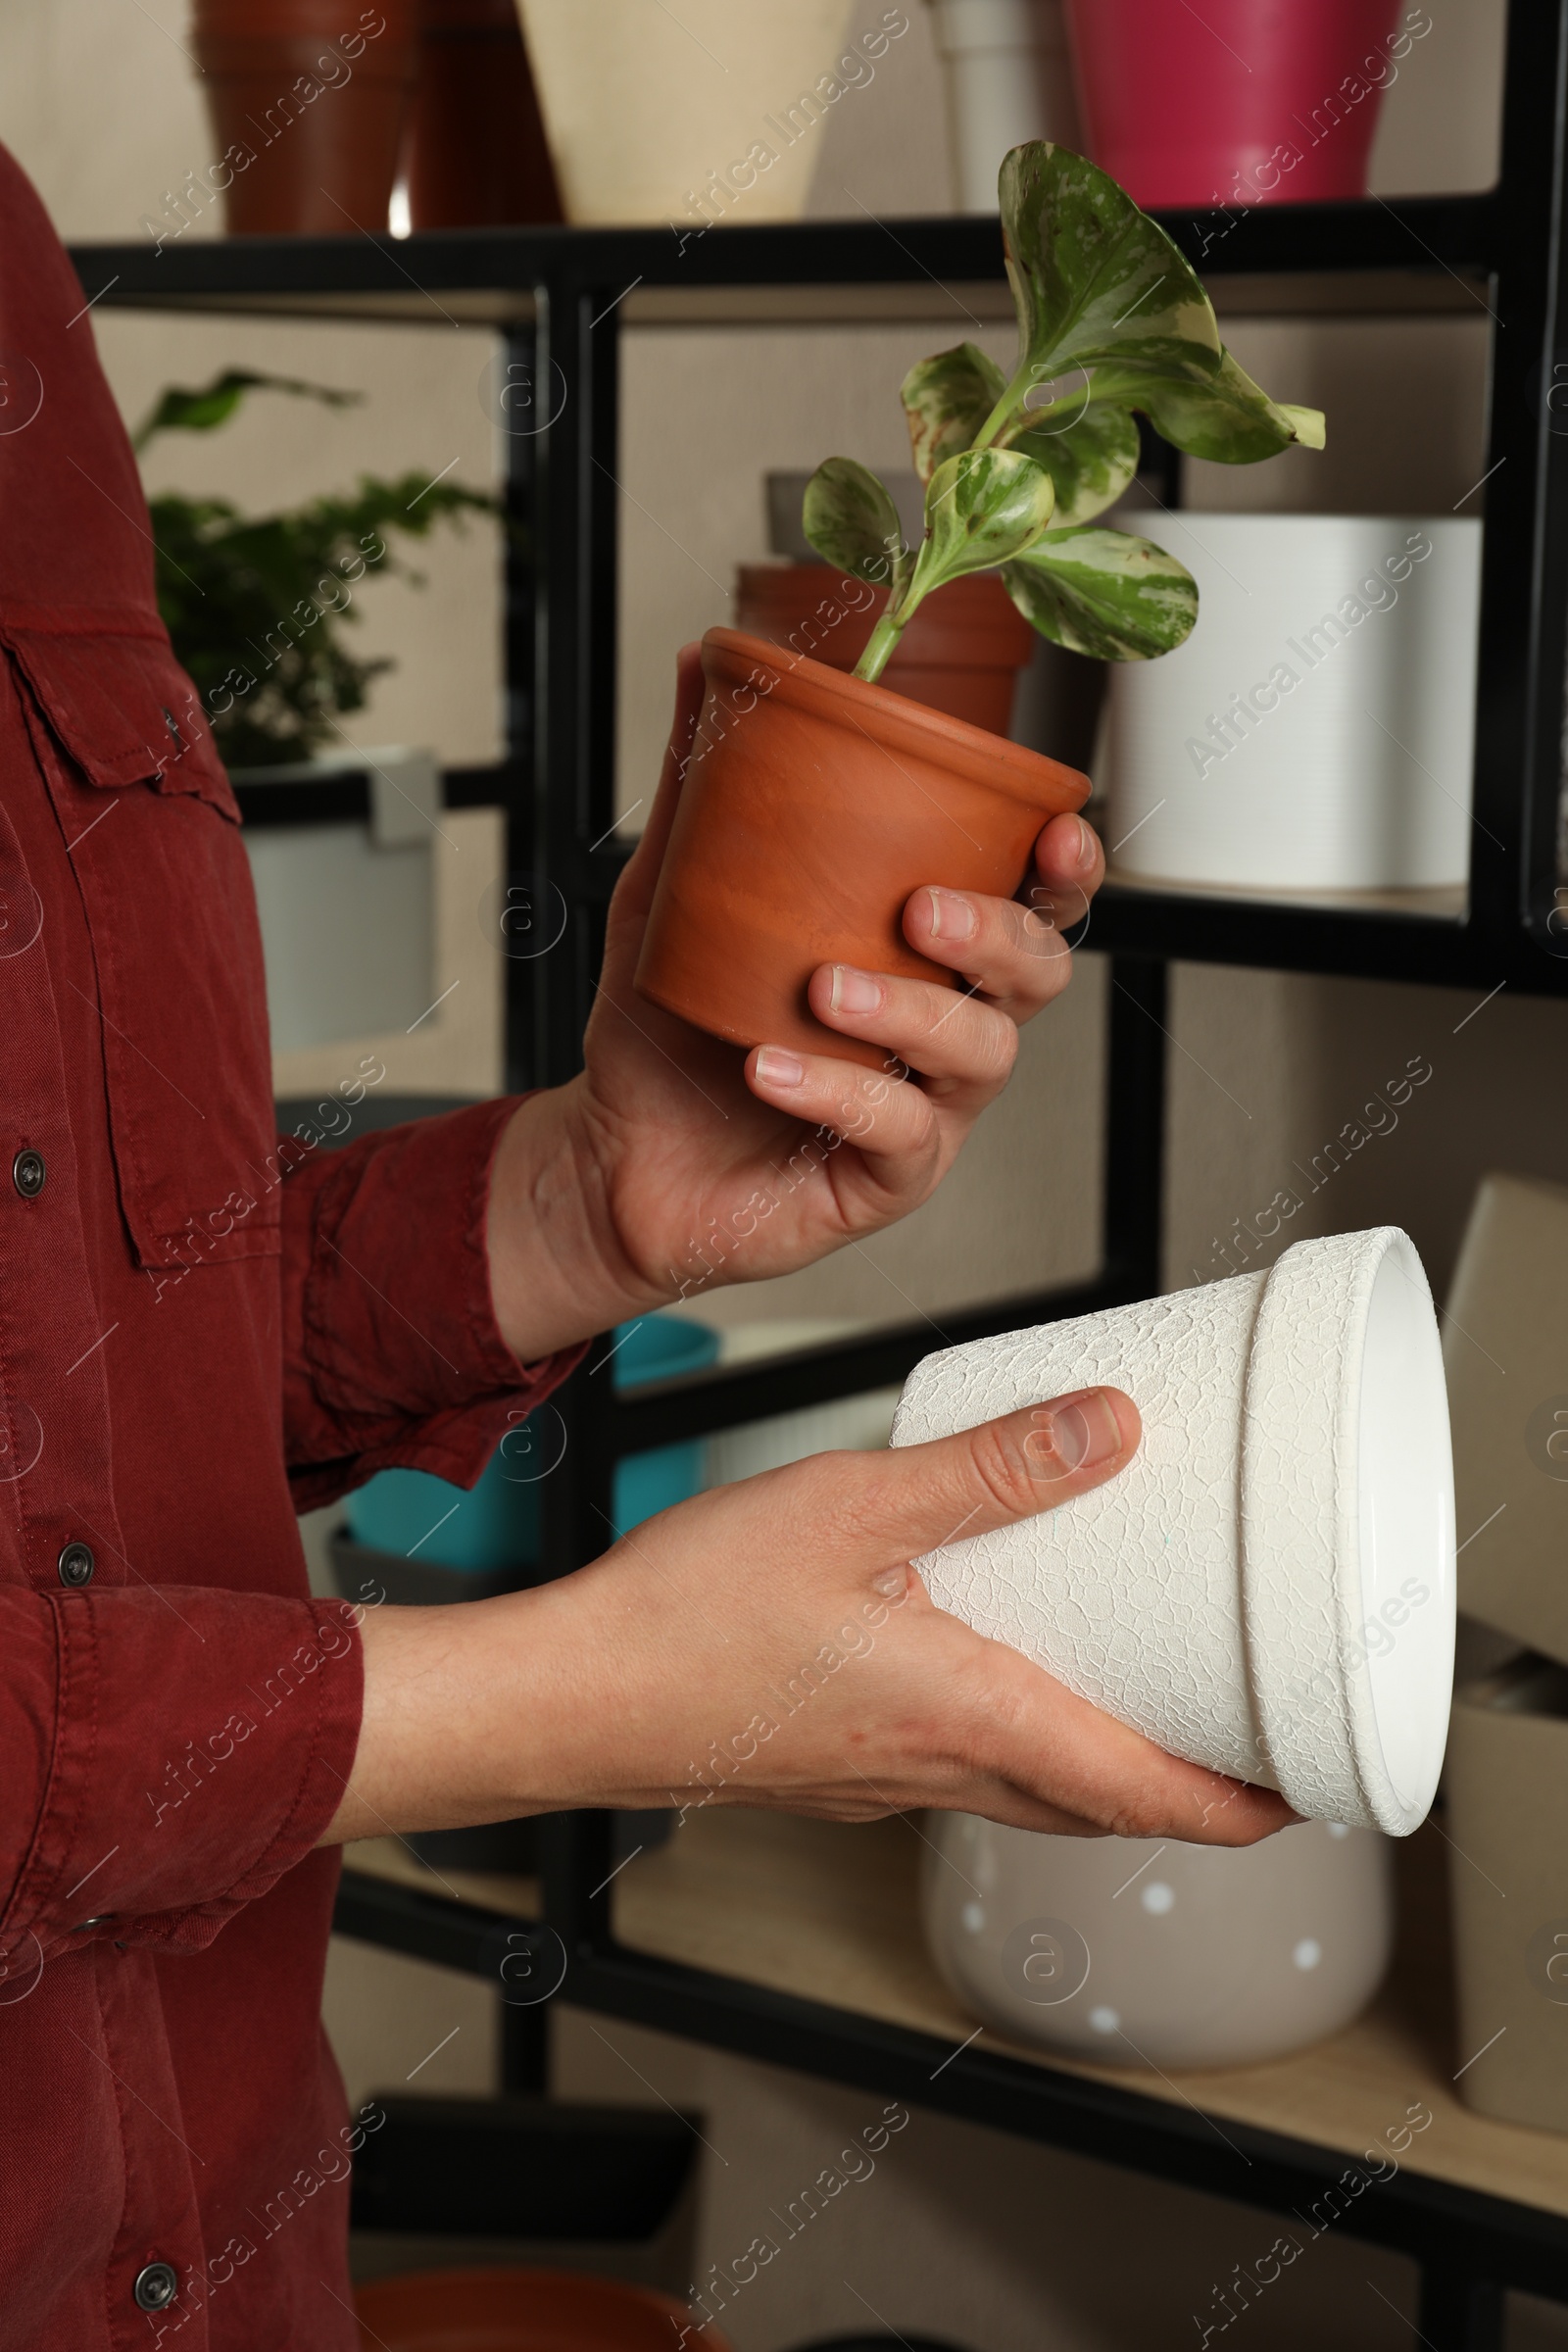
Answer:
top-left (403, 0), bottom-right (563, 227)
top-left (355, 2264), bottom-right (733, 2350)
top-left (1064, 0), bottom-right (1400, 208)
top-left (193, 0), bottom-right (416, 235)
top-left (634, 628), bottom-right (1088, 1065)
top-left (734, 566), bottom-right (1036, 737)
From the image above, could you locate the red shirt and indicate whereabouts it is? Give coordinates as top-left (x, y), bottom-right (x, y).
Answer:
top-left (0, 147), bottom-right (574, 2348)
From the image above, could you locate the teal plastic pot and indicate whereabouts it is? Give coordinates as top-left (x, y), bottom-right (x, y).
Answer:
top-left (343, 1312), bottom-right (718, 1572)
top-left (608, 1312), bottom-right (719, 1535)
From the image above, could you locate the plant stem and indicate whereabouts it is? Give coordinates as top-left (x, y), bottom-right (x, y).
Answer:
top-left (855, 601), bottom-right (911, 683)
top-left (971, 368), bottom-right (1032, 455)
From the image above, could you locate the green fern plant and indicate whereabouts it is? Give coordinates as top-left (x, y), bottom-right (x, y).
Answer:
top-left (137, 369), bottom-right (496, 770)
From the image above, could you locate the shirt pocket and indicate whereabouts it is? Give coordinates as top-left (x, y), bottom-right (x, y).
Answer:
top-left (11, 623), bottom-right (282, 1272)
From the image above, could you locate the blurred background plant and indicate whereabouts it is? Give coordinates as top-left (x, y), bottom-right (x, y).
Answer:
top-left (135, 368), bottom-right (496, 769)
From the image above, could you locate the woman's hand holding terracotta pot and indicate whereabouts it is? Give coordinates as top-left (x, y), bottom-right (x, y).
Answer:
top-left (487, 645), bottom-right (1105, 1360)
top-left (322, 1395), bottom-right (1297, 1846)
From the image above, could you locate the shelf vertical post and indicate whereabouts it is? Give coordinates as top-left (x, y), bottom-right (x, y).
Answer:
top-left (1472, 0), bottom-right (1568, 957)
top-left (1102, 954), bottom-right (1168, 1300)
top-left (531, 270), bottom-right (633, 1965)
top-left (531, 266), bottom-right (624, 1588)
top-left (499, 2001), bottom-right (551, 2096)
top-left (501, 319), bottom-right (537, 1094)
top-left (530, 270), bottom-right (621, 1097)
top-left (1417, 2260), bottom-right (1504, 2352)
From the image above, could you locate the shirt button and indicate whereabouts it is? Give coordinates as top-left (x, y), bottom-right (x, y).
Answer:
top-left (134, 2262), bottom-right (178, 2313)
top-left (12, 1149), bottom-right (45, 1200)
top-left (58, 1543), bottom-right (94, 1588)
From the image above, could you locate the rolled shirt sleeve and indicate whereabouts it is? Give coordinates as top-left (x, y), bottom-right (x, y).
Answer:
top-left (0, 1586), bottom-right (363, 1967)
top-left (279, 1096), bottom-right (587, 1511)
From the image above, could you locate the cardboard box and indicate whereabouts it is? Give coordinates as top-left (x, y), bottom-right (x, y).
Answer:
top-left (1443, 1172), bottom-right (1568, 1664)
top-left (1447, 1656), bottom-right (1568, 2131)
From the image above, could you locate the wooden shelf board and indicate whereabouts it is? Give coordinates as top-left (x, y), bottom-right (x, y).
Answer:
top-left (613, 1807), bottom-right (1568, 2221)
top-left (618, 273), bottom-right (1482, 326)
top-left (1104, 868), bottom-right (1469, 923)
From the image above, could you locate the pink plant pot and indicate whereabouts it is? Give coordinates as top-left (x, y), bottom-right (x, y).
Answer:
top-left (1063, 0), bottom-right (1404, 209)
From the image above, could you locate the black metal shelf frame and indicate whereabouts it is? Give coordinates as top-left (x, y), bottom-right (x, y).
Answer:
top-left (69, 3), bottom-right (1568, 2334)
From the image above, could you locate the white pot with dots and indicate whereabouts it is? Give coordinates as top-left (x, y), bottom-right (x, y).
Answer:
top-left (921, 1815), bottom-right (1393, 2069)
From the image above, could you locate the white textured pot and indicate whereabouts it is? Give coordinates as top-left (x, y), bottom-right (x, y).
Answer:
top-left (925, 0), bottom-right (1081, 211)
top-left (515, 0), bottom-right (857, 227)
top-left (922, 1814), bottom-right (1392, 2068)
top-left (890, 1227), bottom-right (1456, 1834)
top-left (1104, 514), bottom-right (1481, 893)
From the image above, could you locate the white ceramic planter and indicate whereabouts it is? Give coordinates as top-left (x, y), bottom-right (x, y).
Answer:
top-left (922, 1814), bottom-right (1392, 2068)
top-left (891, 1227), bottom-right (1456, 1834)
top-left (698, 1320), bottom-right (901, 1489)
top-left (1104, 514), bottom-right (1481, 893)
top-left (925, 0), bottom-right (1080, 211)
top-left (238, 746), bottom-right (437, 1053)
top-left (515, 0), bottom-right (857, 227)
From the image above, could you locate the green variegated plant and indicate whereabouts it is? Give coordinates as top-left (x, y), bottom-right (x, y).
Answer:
top-left (804, 143), bottom-right (1324, 682)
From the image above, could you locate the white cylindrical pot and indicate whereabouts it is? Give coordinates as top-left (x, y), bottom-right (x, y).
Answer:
top-left (239, 747), bottom-right (437, 1052)
top-left (890, 1227), bottom-right (1456, 1834)
top-left (1104, 514), bottom-right (1481, 892)
top-left (921, 1814), bottom-right (1393, 2068)
top-left (926, 0), bottom-right (1081, 211)
top-left (515, 0), bottom-right (856, 227)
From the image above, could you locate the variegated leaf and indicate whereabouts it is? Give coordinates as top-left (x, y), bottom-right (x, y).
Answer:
top-left (1009, 399), bottom-right (1142, 527)
top-left (1086, 346), bottom-right (1325, 464)
top-left (990, 145), bottom-right (1325, 469)
top-left (998, 143), bottom-right (1221, 403)
top-left (913, 448), bottom-right (1056, 595)
top-left (1004, 526), bottom-right (1199, 662)
top-left (801, 457), bottom-right (908, 587)
top-left (901, 343), bottom-right (1006, 483)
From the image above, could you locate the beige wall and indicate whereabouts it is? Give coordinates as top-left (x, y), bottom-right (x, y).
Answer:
top-left (11, 5), bottom-right (1568, 2347)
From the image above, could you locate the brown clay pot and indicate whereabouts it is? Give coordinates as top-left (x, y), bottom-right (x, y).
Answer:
top-left (404, 0), bottom-right (563, 227)
top-left (735, 564), bottom-right (1036, 736)
top-left (354, 2264), bottom-right (734, 2349)
top-left (193, 0), bottom-right (416, 235)
top-left (634, 628), bottom-right (1089, 1067)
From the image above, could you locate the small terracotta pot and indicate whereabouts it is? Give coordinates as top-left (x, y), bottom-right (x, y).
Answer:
top-left (634, 628), bottom-right (1089, 1066)
top-left (403, 0), bottom-right (563, 227)
top-left (193, 0), bottom-right (416, 235)
top-left (354, 2264), bottom-right (733, 2349)
top-left (734, 566), bottom-right (1036, 737)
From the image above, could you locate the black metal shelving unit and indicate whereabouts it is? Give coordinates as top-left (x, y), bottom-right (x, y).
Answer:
top-left (69, 4), bottom-right (1568, 2336)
